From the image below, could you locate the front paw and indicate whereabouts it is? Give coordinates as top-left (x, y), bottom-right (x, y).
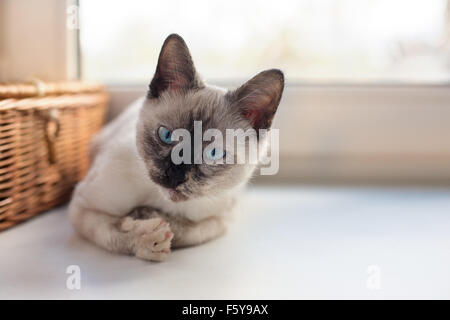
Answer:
top-left (119, 216), bottom-right (174, 261)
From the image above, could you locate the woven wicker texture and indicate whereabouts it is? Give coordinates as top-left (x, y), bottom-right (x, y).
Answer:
top-left (0, 82), bottom-right (107, 231)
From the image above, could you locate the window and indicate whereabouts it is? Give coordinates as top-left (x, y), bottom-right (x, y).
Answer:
top-left (79, 0), bottom-right (450, 183)
top-left (80, 0), bottom-right (450, 84)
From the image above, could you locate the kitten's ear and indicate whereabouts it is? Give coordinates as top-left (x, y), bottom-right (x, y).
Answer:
top-left (228, 69), bottom-right (284, 130)
top-left (148, 34), bottom-right (203, 99)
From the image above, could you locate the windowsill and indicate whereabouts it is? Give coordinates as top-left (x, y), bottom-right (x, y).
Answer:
top-left (1, 185), bottom-right (449, 299)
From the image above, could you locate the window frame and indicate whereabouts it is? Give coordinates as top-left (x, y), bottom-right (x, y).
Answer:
top-left (105, 83), bottom-right (450, 184)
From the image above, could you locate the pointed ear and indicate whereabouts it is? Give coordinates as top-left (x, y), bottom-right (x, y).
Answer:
top-left (148, 34), bottom-right (203, 99)
top-left (228, 69), bottom-right (284, 130)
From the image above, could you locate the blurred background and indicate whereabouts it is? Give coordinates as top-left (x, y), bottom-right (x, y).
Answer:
top-left (80, 0), bottom-right (450, 84)
top-left (77, 0), bottom-right (450, 185)
top-left (2, 0), bottom-right (450, 186)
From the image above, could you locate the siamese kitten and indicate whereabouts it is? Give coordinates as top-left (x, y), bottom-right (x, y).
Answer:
top-left (69, 34), bottom-right (284, 261)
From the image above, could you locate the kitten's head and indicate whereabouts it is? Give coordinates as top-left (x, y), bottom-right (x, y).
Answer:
top-left (137, 34), bottom-right (284, 202)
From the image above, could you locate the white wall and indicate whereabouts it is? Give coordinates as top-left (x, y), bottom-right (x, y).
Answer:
top-left (0, 0), bottom-right (78, 82)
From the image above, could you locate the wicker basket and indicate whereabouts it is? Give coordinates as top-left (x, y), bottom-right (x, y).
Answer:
top-left (0, 81), bottom-right (108, 231)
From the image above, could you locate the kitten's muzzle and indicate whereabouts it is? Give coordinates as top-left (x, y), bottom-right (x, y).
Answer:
top-left (161, 163), bottom-right (189, 189)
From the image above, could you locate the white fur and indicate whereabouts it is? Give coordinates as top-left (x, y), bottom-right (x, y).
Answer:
top-left (69, 97), bottom-right (242, 261)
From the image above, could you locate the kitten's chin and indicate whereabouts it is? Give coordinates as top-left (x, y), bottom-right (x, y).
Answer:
top-left (158, 187), bottom-right (189, 202)
top-left (148, 172), bottom-right (190, 202)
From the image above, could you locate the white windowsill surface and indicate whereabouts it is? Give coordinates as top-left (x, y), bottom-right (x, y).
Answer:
top-left (1, 185), bottom-right (449, 299)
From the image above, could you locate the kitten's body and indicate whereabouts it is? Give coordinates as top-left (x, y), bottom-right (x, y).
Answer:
top-left (69, 95), bottom-right (239, 260)
top-left (69, 34), bottom-right (283, 261)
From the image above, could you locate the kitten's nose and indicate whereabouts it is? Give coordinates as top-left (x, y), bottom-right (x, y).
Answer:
top-left (164, 164), bottom-right (187, 189)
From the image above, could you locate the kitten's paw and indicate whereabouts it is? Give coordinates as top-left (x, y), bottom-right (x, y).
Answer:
top-left (119, 216), bottom-right (174, 262)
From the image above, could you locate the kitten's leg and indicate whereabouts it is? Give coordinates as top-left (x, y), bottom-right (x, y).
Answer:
top-left (129, 206), bottom-right (226, 248)
top-left (69, 203), bottom-right (174, 261)
top-left (170, 215), bottom-right (226, 248)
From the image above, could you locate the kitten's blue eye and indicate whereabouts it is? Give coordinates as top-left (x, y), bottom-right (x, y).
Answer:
top-left (206, 147), bottom-right (225, 161)
top-left (158, 126), bottom-right (172, 144)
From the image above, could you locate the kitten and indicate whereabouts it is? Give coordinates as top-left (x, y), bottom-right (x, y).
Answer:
top-left (68, 34), bottom-right (284, 261)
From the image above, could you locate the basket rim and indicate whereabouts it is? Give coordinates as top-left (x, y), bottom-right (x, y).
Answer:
top-left (0, 93), bottom-right (109, 111)
top-left (0, 81), bottom-right (105, 99)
